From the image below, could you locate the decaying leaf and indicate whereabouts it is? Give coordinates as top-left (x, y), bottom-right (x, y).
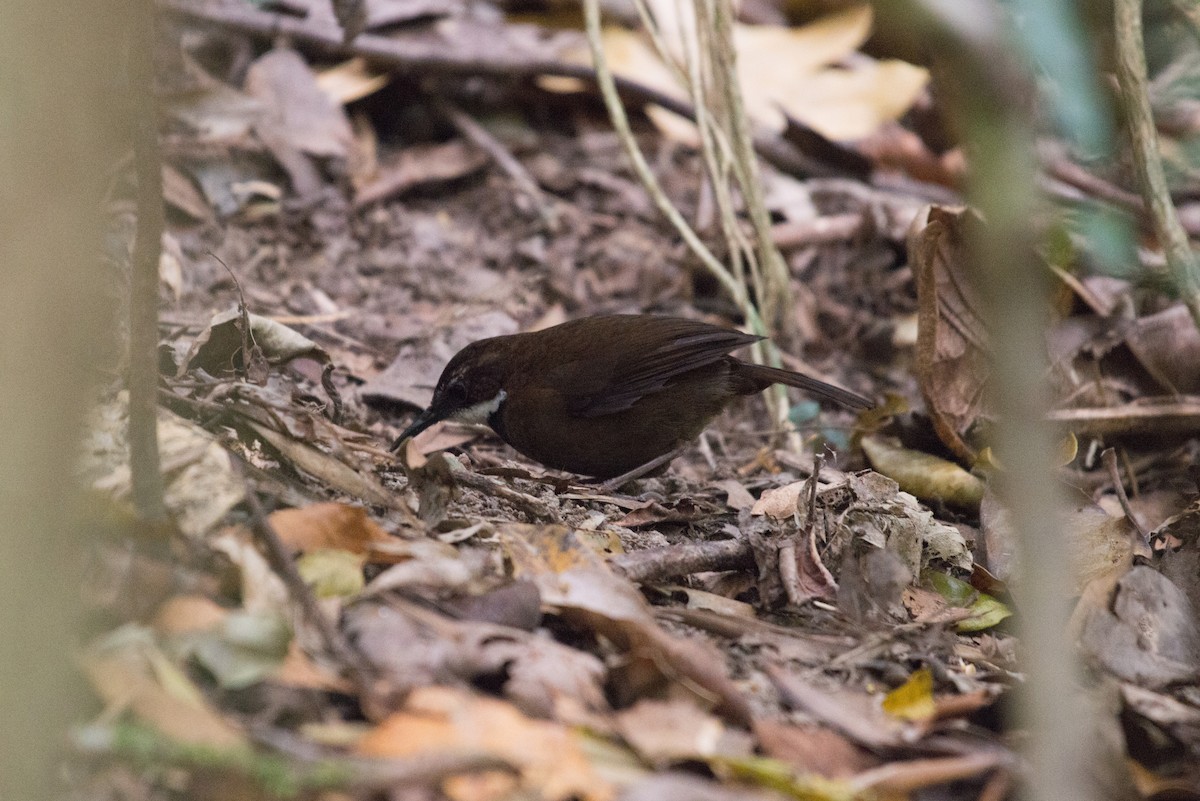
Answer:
top-left (982, 493), bottom-right (1133, 589)
top-left (348, 599), bottom-right (608, 718)
top-left (245, 46), bottom-right (356, 160)
top-left (245, 421), bottom-right (400, 511)
top-left (920, 570), bottom-right (1012, 632)
top-left (909, 205), bottom-right (991, 462)
top-left (1077, 566), bottom-right (1200, 688)
top-left (356, 685), bottom-right (614, 801)
top-left (753, 720), bottom-right (875, 779)
top-left (860, 435), bottom-right (984, 510)
top-left (82, 400), bottom-right (245, 540)
top-left (1123, 303), bottom-right (1200, 395)
top-left (353, 140), bottom-right (489, 208)
top-left (753, 471), bottom-right (971, 577)
top-left (297, 548), bottom-right (367, 598)
top-left (614, 699), bottom-right (737, 766)
top-left (181, 307), bottom-right (329, 379)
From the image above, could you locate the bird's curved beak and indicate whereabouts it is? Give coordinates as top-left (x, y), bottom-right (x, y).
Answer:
top-left (389, 407), bottom-right (444, 452)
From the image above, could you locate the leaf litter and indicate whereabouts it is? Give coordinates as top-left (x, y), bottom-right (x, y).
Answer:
top-left (77, 1), bottom-right (1200, 798)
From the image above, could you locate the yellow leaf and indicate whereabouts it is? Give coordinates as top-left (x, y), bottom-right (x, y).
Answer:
top-left (882, 667), bottom-right (936, 722)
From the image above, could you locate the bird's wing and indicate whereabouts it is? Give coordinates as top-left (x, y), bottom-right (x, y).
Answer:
top-left (566, 320), bottom-right (761, 417)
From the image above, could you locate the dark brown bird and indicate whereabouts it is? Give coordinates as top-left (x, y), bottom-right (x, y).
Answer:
top-left (392, 315), bottom-right (871, 481)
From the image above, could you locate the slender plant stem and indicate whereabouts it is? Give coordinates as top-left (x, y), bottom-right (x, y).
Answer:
top-left (582, 0), bottom-right (746, 310)
top-left (129, 0), bottom-right (167, 519)
top-left (585, 0), bottom-right (801, 424)
top-left (1114, 0), bottom-right (1200, 328)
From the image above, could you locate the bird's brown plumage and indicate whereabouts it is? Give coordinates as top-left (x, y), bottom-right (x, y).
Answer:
top-left (395, 315), bottom-right (871, 478)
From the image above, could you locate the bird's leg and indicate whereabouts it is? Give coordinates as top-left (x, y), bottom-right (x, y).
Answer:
top-left (596, 446), bottom-right (688, 494)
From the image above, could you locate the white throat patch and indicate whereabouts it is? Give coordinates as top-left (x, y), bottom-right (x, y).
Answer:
top-left (452, 389), bottom-right (507, 425)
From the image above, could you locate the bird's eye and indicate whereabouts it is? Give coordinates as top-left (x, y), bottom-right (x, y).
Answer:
top-left (443, 381), bottom-right (468, 404)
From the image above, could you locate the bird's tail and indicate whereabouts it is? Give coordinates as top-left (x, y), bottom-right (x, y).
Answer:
top-left (735, 363), bottom-right (872, 409)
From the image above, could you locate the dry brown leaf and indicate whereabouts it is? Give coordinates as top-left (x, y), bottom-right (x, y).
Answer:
top-left (752, 720), bottom-right (875, 778)
top-left (353, 140), bottom-right (489, 207)
top-left (714, 478), bottom-right (756, 511)
top-left (614, 699), bottom-right (728, 765)
top-left (356, 685), bottom-right (613, 801)
top-left (181, 308), bottom-right (330, 379)
top-left (245, 48), bottom-right (355, 160)
top-left (751, 479), bottom-right (808, 518)
top-left (766, 663), bottom-right (910, 751)
top-left (1123, 303), bottom-right (1200, 394)
top-left (247, 422), bottom-right (398, 510)
top-left (909, 205), bottom-right (991, 462)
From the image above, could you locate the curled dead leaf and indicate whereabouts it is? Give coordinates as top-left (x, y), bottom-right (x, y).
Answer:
top-left (860, 435), bottom-right (984, 509)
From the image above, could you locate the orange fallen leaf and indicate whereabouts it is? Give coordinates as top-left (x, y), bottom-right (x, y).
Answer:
top-left (270, 502), bottom-right (393, 555)
top-left (357, 686), bottom-right (613, 801)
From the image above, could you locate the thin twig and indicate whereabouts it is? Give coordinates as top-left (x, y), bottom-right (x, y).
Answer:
top-left (707, 0), bottom-right (791, 333)
top-left (581, 0), bottom-right (791, 427)
top-left (208, 253), bottom-right (254, 380)
top-left (451, 470), bottom-right (562, 523)
top-left (432, 96), bottom-right (560, 228)
top-left (610, 538), bottom-right (754, 584)
top-left (320, 363), bottom-right (343, 423)
top-left (1100, 446), bottom-right (1150, 553)
top-left (1114, 0), bottom-right (1200, 329)
top-left (235, 460), bottom-right (376, 692)
top-left (581, 0), bottom-right (743, 309)
top-left (128, 2), bottom-right (166, 520)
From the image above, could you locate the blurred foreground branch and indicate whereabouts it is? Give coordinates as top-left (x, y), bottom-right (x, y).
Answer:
top-left (0, 2), bottom-right (123, 798)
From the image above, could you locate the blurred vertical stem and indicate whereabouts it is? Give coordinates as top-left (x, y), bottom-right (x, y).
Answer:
top-left (873, 1), bottom-right (1094, 799)
top-left (1113, 0), bottom-right (1200, 329)
top-left (0, 0), bottom-right (121, 797)
top-left (129, 0), bottom-right (167, 519)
